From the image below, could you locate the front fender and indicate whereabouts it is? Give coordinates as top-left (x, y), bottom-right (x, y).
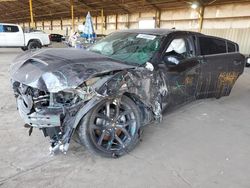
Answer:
top-left (97, 69), bottom-right (160, 110)
top-left (65, 68), bottom-right (167, 145)
top-left (72, 95), bottom-right (106, 129)
top-left (72, 69), bottom-right (155, 129)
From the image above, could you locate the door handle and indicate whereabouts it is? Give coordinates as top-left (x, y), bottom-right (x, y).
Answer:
top-left (233, 60), bottom-right (242, 66)
top-left (198, 59), bottom-right (206, 64)
top-left (218, 66), bottom-right (223, 70)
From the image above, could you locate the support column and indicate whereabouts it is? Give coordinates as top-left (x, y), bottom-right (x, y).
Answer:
top-left (95, 16), bottom-right (98, 30)
top-left (50, 20), bottom-right (53, 31)
top-left (60, 18), bottom-right (63, 30)
top-left (127, 14), bottom-right (130, 29)
top-left (198, 6), bottom-right (205, 32)
top-left (101, 9), bottom-right (104, 34)
top-left (115, 14), bottom-right (118, 30)
top-left (42, 20), bottom-right (44, 30)
top-left (158, 10), bottom-right (161, 28)
top-left (70, 0), bottom-right (75, 32)
top-left (29, 0), bottom-right (34, 28)
top-left (104, 15), bottom-right (107, 30)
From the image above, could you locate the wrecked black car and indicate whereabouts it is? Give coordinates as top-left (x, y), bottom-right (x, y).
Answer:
top-left (10, 29), bottom-right (245, 157)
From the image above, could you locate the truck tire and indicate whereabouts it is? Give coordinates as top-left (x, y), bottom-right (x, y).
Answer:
top-left (21, 47), bottom-right (28, 51)
top-left (27, 41), bottom-right (42, 50)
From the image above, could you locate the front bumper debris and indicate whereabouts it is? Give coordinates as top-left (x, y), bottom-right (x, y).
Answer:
top-left (17, 95), bottom-right (62, 128)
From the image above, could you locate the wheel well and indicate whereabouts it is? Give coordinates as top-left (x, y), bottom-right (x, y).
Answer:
top-left (28, 39), bottom-right (42, 46)
top-left (74, 93), bottom-right (153, 133)
top-left (123, 92), bottom-right (153, 126)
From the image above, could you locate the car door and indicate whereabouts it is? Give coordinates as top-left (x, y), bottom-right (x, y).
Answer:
top-left (3, 25), bottom-right (24, 47)
top-left (0, 24), bottom-right (6, 46)
top-left (157, 34), bottom-right (201, 110)
top-left (196, 36), bottom-right (244, 99)
top-left (196, 36), bottom-right (227, 98)
top-left (217, 41), bottom-right (245, 97)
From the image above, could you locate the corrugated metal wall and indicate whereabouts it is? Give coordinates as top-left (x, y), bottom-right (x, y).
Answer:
top-left (201, 28), bottom-right (250, 54)
top-left (27, 2), bottom-right (250, 55)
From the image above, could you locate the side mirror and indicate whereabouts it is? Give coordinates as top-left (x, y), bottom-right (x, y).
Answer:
top-left (246, 57), bottom-right (250, 67)
top-left (164, 56), bottom-right (180, 68)
top-left (163, 50), bottom-right (186, 67)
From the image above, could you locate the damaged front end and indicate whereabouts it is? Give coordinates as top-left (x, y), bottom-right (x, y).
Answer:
top-left (12, 75), bottom-right (109, 154)
top-left (10, 49), bottom-right (166, 155)
top-left (12, 72), bottom-right (164, 154)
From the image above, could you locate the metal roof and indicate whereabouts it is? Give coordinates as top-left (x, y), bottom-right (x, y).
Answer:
top-left (0, 0), bottom-right (250, 23)
top-left (117, 28), bottom-right (204, 36)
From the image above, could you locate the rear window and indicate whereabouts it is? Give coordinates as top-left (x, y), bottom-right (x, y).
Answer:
top-left (199, 37), bottom-right (226, 55)
top-left (227, 41), bottom-right (237, 52)
top-left (3, 25), bottom-right (19, 32)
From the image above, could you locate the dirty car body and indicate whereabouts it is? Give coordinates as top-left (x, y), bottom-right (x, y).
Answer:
top-left (10, 29), bottom-right (245, 157)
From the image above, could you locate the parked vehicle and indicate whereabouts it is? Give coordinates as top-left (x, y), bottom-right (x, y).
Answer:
top-left (0, 23), bottom-right (50, 51)
top-left (49, 33), bottom-right (64, 42)
top-left (10, 29), bottom-right (245, 157)
top-left (246, 56), bottom-right (250, 67)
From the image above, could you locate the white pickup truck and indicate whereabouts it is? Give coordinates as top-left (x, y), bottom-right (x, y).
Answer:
top-left (0, 23), bottom-right (50, 51)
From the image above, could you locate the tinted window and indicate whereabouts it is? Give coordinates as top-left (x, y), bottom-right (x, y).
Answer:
top-left (227, 41), bottom-right (236, 52)
top-left (3, 25), bottom-right (19, 32)
top-left (199, 37), bottom-right (226, 55)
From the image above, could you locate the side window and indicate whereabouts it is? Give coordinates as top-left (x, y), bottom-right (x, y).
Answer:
top-left (3, 25), bottom-right (19, 32)
top-left (0, 25), bottom-right (3, 32)
top-left (164, 37), bottom-right (193, 65)
top-left (166, 37), bottom-right (194, 57)
top-left (199, 37), bottom-right (226, 55)
top-left (227, 41), bottom-right (236, 52)
top-left (166, 38), bottom-right (187, 54)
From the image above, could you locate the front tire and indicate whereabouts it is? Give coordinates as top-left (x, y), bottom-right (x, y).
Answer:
top-left (77, 96), bottom-right (141, 158)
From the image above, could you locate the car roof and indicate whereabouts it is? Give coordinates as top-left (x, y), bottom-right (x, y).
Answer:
top-left (117, 28), bottom-right (203, 36)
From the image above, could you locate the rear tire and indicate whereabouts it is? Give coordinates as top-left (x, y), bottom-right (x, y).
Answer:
top-left (27, 41), bottom-right (41, 50)
top-left (77, 96), bottom-right (141, 158)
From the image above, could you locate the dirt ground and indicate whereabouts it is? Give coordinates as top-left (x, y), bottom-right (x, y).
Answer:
top-left (0, 46), bottom-right (250, 188)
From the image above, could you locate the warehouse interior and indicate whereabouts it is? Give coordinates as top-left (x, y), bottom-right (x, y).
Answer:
top-left (0, 0), bottom-right (250, 187)
top-left (1, 0), bottom-right (250, 53)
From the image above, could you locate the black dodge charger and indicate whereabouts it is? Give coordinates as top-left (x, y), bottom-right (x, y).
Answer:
top-left (10, 29), bottom-right (245, 157)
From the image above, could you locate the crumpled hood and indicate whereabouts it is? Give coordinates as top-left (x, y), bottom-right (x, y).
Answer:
top-left (10, 48), bottom-right (135, 92)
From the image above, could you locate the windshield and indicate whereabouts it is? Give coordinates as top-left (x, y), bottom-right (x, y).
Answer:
top-left (88, 32), bottom-right (162, 65)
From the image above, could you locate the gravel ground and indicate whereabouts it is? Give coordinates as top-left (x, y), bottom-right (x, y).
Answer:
top-left (0, 46), bottom-right (250, 188)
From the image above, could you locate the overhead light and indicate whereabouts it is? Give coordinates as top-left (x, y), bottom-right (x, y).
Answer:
top-left (191, 2), bottom-right (199, 9)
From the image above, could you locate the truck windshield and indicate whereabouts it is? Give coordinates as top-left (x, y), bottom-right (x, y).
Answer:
top-left (88, 32), bottom-right (162, 65)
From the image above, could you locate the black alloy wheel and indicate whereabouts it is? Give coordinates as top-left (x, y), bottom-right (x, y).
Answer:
top-left (77, 96), bottom-right (141, 157)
